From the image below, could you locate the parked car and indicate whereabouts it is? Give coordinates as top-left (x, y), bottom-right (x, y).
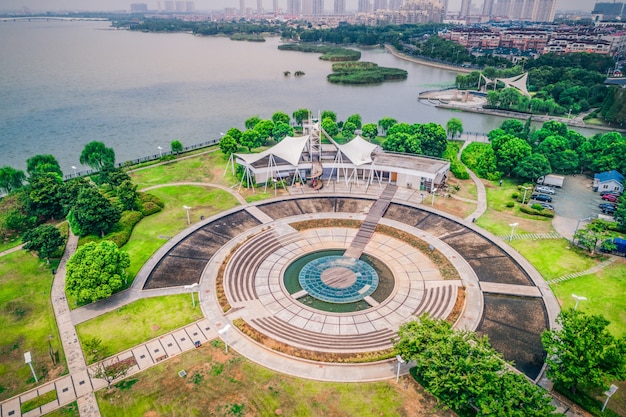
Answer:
top-left (602, 194), bottom-right (619, 202)
top-left (539, 202), bottom-right (555, 210)
top-left (599, 203), bottom-right (617, 214)
top-left (600, 190), bottom-right (621, 196)
top-left (531, 193), bottom-right (553, 202)
top-left (535, 185), bottom-right (555, 195)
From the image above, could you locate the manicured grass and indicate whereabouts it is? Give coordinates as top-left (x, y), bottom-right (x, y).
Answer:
top-left (476, 208), bottom-right (554, 236)
top-left (0, 238), bottom-right (22, 253)
top-left (550, 261), bottom-right (626, 338)
top-left (0, 250), bottom-right (66, 401)
top-left (122, 185), bottom-right (241, 281)
top-left (44, 402), bottom-right (79, 417)
top-left (21, 389), bottom-right (57, 413)
top-left (76, 295), bottom-right (203, 361)
top-left (96, 344), bottom-right (455, 417)
top-left (130, 150), bottom-right (233, 190)
top-left (510, 238), bottom-right (600, 279)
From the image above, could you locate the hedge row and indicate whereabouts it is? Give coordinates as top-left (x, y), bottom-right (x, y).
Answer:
top-left (520, 204), bottom-right (554, 218)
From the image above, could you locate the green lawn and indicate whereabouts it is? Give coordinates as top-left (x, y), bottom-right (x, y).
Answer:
top-left (96, 343), bottom-right (454, 417)
top-left (0, 250), bottom-right (66, 401)
top-left (550, 261), bottom-right (626, 338)
top-left (76, 295), bottom-right (203, 361)
top-left (44, 402), bottom-right (79, 417)
top-left (122, 185), bottom-right (241, 281)
top-left (510, 239), bottom-right (601, 279)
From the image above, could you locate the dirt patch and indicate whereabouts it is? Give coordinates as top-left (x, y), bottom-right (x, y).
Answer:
top-left (447, 287), bottom-right (465, 325)
top-left (290, 219), bottom-right (362, 230)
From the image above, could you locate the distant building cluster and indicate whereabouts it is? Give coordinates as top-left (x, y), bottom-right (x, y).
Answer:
top-left (456, 0), bottom-right (557, 23)
top-left (440, 25), bottom-right (623, 56)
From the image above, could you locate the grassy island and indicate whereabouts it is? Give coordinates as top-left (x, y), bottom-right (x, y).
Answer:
top-left (327, 61), bottom-right (408, 84)
top-left (277, 43), bottom-right (361, 61)
top-left (229, 33), bottom-right (265, 42)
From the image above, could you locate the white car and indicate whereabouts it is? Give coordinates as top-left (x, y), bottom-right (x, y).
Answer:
top-left (535, 185), bottom-right (555, 195)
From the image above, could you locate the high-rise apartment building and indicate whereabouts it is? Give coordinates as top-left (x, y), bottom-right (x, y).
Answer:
top-left (240, 0), bottom-right (246, 15)
top-left (185, 1), bottom-right (194, 12)
top-left (164, 0), bottom-right (174, 11)
top-left (334, 0), bottom-right (346, 13)
top-left (273, 0), bottom-right (279, 13)
top-left (288, 0), bottom-right (301, 14)
top-left (460, 0), bottom-right (471, 17)
top-left (257, 0), bottom-right (263, 13)
top-left (389, 0), bottom-right (403, 11)
top-left (302, 0), bottom-right (312, 14)
top-left (482, 0), bottom-right (494, 16)
top-left (358, 0), bottom-right (371, 13)
top-left (130, 3), bottom-right (148, 12)
top-left (491, 0), bottom-right (555, 21)
top-left (175, 0), bottom-right (185, 11)
top-left (374, 0), bottom-right (389, 10)
top-left (312, 0), bottom-right (324, 14)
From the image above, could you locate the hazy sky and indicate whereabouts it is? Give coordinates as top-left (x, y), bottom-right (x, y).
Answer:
top-left (1, 0), bottom-right (598, 13)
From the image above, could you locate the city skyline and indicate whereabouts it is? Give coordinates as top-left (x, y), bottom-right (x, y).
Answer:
top-left (0, 0), bottom-right (596, 12)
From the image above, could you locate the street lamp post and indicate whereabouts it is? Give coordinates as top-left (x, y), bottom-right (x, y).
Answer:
top-left (71, 166), bottom-right (77, 176)
top-left (520, 186), bottom-right (530, 205)
top-left (396, 355), bottom-right (405, 383)
top-left (158, 146), bottom-right (163, 157)
top-left (572, 216), bottom-right (594, 245)
top-left (431, 188), bottom-right (437, 207)
top-left (24, 351), bottom-right (38, 383)
top-left (183, 205), bottom-right (192, 225)
top-left (184, 283), bottom-right (199, 307)
top-left (571, 294), bottom-right (587, 310)
top-left (602, 385), bottom-right (618, 412)
top-left (217, 324), bottom-right (232, 353)
top-left (508, 222), bottom-right (519, 242)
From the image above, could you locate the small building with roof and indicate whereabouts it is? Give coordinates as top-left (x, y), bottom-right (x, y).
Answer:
top-left (593, 169), bottom-right (624, 193)
top-left (227, 120), bottom-right (450, 193)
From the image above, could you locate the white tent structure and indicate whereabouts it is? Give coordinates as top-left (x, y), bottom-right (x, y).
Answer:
top-left (326, 135), bottom-right (379, 186)
top-left (478, 72), bottom-right (530, 97)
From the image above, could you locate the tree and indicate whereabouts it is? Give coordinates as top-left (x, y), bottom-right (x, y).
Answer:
top-left (361, 123), bottom-right (378, 141)
top-left (382, 132), bottom-right (421, 154)
top-left (244, 115), bottom-right (260, 130)
top-left (345, 113), bottom-right (362, 130)
top-left (512, 154), bottom-right (551, 181)
top-left (26, 154), bottom-right (63, 178)
top-left (272, 121), bottom-right (294, 141)
top-left (91, 356), bottom-right (136, 389)
top-left (292, 108), bottom-right (310, 126)
top-left (321, 117), bottom-right (339, 137)
top-left (239, 129), bottom-right (262, 152)
top-left (26, 172), bottom-right (66, 220)
top-left (171, 140), bottom-right (183, 154)
top-left (79, 141), bottom-right (115, 171)
top-left (0, 166), bottom-right (26, 194)
top-left (446, 117), bottom-right (463, 139)
top-left (219, 135), bottom-right (239, 156)
top-left (572, 219), bottom-right (616, 254)
top-left (320, 110), bottom-right (336, 122)
top-left (271, 111), bottom-right (290, 125)
top-left (116, 180), bottom-right (138, 211)
top-left (495, 137), bottom-right (532, 176)
top-left (414, 122), bottom-right (447, 157)
top-left (342, 121), bottom-right (356, 139)
top-left (66, 240), bottom-right (130, 304)
top-left (226, 127), bottom-right (243, 144)
top-left (254, 119), bottom-right (275, 142)
top-left (542, 309), bottom-right (626, 394)
top-left (67, 185), bottom-right (121, 237)
top-left (23, 224), bottom-right (65, 264)
top-left (378, 117), bottom-right (397, 135)
top-left (499, 119), bottom-right (524, 138)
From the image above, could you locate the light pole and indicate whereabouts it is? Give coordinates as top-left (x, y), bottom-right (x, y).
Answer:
top-left (602, 385), bottom-right (618, 412)
top-left (508, 222), bottom-right (518, 242)
top-left (158, 146), bottom-right (163, 157)
top-left (431, 187), bottom-right (437, 207)
top-left (24, 351), bottom-right (38, 383)
top-left (184, 283), bottom-right (199, 307)
top-left (568, 108), bottom-right (572, 119)
top-left (572, 216), bottom-right (594, 245)
top-left (571, 294), bottom-right (587, 310)
top-left (520, 186), bottom-right (530, 205)
top-left (71, 166), bottom-right (77, 176)
top-left (217, 323), bottom-right (232, 353)
top-left (396, 355), bottom-right (405, 383)
top-left (183, 205), bottom-right (192, 225)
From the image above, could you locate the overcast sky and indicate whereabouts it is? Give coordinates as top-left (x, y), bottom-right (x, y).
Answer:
top-left (0, 0), bottom-right (597, 13)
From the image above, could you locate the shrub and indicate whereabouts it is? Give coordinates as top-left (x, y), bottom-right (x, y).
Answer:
top-left (506, 201), bottom-right (514, 208)
top-left (530, 203), bottom-right (544, 211)
top-left (511, 192), bottom-right (519, 199)
top-left (106, 210), bottom-right (144, 248)
top-left (520, 205), bottom-right (554, 218)
top-left (138, 192), bottom-right (164, 216)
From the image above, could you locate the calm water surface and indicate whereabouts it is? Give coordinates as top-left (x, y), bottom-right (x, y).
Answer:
top-left (0, 20), bottom-right (525, 172)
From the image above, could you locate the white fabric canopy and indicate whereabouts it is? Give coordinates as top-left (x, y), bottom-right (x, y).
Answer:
top-left (334, 136), bottom-right (379, 167)
top-left (235, 134), bottom-right (310, 167)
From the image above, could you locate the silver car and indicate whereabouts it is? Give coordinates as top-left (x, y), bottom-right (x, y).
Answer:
top-left (535, 185), bottom-right (555, 195)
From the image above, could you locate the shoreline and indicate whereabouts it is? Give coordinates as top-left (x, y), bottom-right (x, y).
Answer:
top-left (384, 44), bottom-right (473, 74)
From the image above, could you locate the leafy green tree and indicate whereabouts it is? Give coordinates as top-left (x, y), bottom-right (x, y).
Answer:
top-left (414, 123), bottom-right (447, 157)
top-left (219, 135), bottom-right (239, 156)
top-left (244, 115), bottom-right (260, 130)
top-left (382, 132), bottom-right (421, 154)
top-left (495, 137), bottom-right (532, 176)
top-left (342, 121), bottom-right (356, 139)
top-left (67, 185), bottom-right (121, 237)
top-left (499, 119), bottom-right (524, 138)
top-left (23, 224), bottom-right (65, 264)
top-left (272, 121), bottom-right (294, 141)
top-left (377, 117), bottom-right (397, 135)
top-left (292, 108), bottom-right (310, 126)
top-left (94, 166), bottom-right (130, 188)
top-left (321, 117), bottom-right (339, 137)
top-left (171, 140), bottom-right (183, 154)
top-left (3, 208), bottom-right (37, 234)
top-left (512, 154), bottom-right (551, 181)
top-left (345, 113), bottom-right (362, 130)
top-left (79, 141), bottom-right (115, 171)
top-left (116, 180), bottom-right (138, 211)
top-left (66, 240), bottom-right (130, 304)
top-left (26, 154), bottom-right (63, 178)
top-left (615, 194), bottom-right (626, 226)
top-left (0, 166), bottom-right (26, 194)
top-left (572, 219), bottom-right (615, 254)
top-left (26, 172), bottom-right (66, 220)
top-left (361, 123), bottom-right (378, 141)
top-left (486, 90), bottom-right (500, 107)
top-left (446, 117), bottom-right (463, 139)
top-left (320, 110), bottom-right (336, 122)
top-left (271, 111), bottom-right (290, 125)
top-left (542, 309), bottom-right (626, 394)
top-left (254, 119), bottom-right (275, 142)
top-left (226, 127), bottom-right (243, 144)
top-left (239, 129), bottom-right (262, 152)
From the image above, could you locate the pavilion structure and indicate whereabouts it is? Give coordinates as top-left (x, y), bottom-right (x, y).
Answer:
top-left (478, 72), bottom-right (530, 97)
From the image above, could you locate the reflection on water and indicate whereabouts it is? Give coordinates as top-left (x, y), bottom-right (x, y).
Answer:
top-left (284, 250), bottom-right (395, 313)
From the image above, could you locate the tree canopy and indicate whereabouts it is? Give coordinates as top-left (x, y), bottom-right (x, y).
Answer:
top-left (66, 240), bottom-right (130, 304)
top-left (79, 141), bottom-right (116, 171)
top-left (67, 185), bottom-right (121, 237)
top-left (170, 140), bottom-right (183, 154)
top-left (0, 166), bottom-right (26, 194)
top-left (26, 154), bottom-right (63, 178)
top-left (22, 224), bottom-right (65, 263)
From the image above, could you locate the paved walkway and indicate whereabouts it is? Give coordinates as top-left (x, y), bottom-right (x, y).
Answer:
top-left (458, 140), bottom-right (487, 222)
top-left (546, 257), bottom-right (617, 285)
top-left (0, 243), bottom-right (23, 258)
top-left (499, 232), bottom-right (563, 241)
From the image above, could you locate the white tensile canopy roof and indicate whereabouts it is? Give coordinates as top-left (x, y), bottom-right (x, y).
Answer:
top-left (235, 134), bottom-right (310, 167)
top-left (333, 135), bottom-right (379, 166)
top-left (498, 73), bottom-right (530, 97)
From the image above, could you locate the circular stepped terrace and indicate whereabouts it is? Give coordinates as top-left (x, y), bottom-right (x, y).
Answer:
top-left (143, 195), bottom-right (555, 381)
